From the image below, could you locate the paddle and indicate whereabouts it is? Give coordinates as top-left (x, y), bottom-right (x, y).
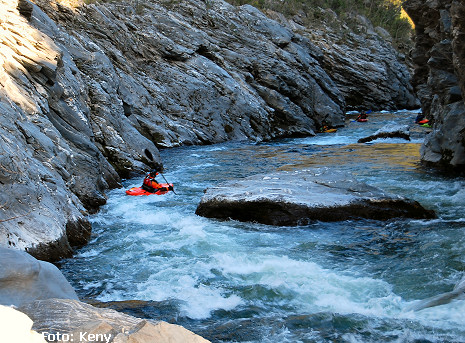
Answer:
top-left (160, 172), bottom-right (177, 195)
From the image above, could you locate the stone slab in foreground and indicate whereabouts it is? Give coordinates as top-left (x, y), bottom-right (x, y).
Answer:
top-left (195, 169), bottom-right (436, 226)
top-left (19, 299), bottom-right (210, 343)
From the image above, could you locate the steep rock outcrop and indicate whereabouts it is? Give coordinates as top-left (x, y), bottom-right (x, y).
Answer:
top-left (267, 9), bottom-right (419, 111)
top-left (403, 0), bottom-right (465, 170)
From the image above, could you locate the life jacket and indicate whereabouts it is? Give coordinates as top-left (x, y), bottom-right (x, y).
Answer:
top-left (141, 174), bottom-right (162, 192)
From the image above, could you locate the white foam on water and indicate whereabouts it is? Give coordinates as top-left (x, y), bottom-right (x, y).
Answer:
top-left (135, 267), bottom-right (243, 319)
top-left (297, 134), bottom-right (358, 146)
top-left (213, 252), bottom-right (402, 317)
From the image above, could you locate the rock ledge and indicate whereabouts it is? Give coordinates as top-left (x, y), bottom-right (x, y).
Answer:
top-left (195, 169), bottom-right (436, 225)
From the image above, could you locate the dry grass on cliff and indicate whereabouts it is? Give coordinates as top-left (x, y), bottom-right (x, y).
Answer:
top-left (226, 0), bottom-right (413, 49)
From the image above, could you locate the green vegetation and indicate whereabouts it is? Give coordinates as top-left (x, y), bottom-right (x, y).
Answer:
top-left (225, 0), bottom-right (413, 48)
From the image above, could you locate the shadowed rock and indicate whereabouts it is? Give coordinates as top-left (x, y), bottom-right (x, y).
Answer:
top-left (0, 248), bottom-right (78, 307)
top-left (403, 0), bottom-right (465, 171)
top-left (196, 169), bottom-right (436, 226)
top-left (358, 124), bottom-right (410, 143)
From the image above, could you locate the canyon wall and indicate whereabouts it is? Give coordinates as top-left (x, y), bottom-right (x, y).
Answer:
top-left (0, 0), bottom-right (417, 259)
top-left (404, 0), bottom-right (465, 170)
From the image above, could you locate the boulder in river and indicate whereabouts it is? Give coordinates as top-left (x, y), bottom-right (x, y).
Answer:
top-left (195, 169), bottom-right (436, 226)
top-left (358, 124), bottom-right (410, 143)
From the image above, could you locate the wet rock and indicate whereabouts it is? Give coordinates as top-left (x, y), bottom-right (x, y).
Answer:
top-left (18, 299), bottom-right (210, 343)
top-left (0, 248), bottom-right (78, 307)
top-left (403, 0), bottom-right (465, 171)
top-left (358, 124), bottom-right (410, 143)
top-left (195, 169), bottom-right (436, 226)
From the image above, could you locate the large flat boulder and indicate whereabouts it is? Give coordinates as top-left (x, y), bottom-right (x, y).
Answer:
top-left (0, 248), bottom-right (78, 307)
top-left (195, 169), bottom-right (436, 226)
top-left (358, 124), bottom-right (410, 143)
top-left (18, 299), bottom-right (210, 343)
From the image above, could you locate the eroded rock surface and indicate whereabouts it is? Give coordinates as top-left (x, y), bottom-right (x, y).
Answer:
top-left (196, 169), bottom-right (436, 225)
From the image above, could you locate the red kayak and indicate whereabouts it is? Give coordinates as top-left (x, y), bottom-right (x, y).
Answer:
top-left (357, 118), bottom-right (368, 122)
top-left (125, 183), bottom-right (174, 196)
top-left (418, 119), bottom-right (429, 124)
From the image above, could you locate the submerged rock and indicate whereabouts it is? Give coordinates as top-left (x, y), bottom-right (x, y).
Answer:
top-left (406, 274), bottom-right (465, 312)
top-left (0, 248), bottom-right (78, 307)
top-left (19, 299), bottom-right (210, 343)
top-left (358, 124), bottom-right (410, 143)
top-left (195, 169), bottom-right (436, 226)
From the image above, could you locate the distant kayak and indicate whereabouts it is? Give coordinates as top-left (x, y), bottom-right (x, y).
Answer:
top-left (421, 123), bottom-right (432, 128)
top-left (126, 183), bottom-right (174, 196)
top-left (357, 118), bottom-right (368, 122)
top-left (418, 119), bottom-right (429, 124)
top-left (323, 128), bottom-right (337, 133)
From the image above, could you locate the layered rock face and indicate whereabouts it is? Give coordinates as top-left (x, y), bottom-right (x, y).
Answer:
top-left (0, 0), bottom-right (417, 259)
top-left (403, 0), bottom-right (465, 170)
top-left (268, 10), bottom-right (419, 111)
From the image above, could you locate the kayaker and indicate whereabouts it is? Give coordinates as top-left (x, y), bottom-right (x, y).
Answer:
top-left (318, 121), bottom-right (330, 133)
top-left (356, 110), bottom-right (368, 121)
top-left (141, 169), bottom-right (172, 193)
top-left (415, 113), bottom-right (425, 123)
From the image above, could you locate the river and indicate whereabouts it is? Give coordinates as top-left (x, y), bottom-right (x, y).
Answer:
top-left (60, 110), bottom-right (465, 343)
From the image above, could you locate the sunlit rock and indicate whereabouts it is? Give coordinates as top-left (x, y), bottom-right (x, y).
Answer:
top-left (0, 305), bottom-right (46, 343)
top-left (358, 124), bottom-right (410, 143)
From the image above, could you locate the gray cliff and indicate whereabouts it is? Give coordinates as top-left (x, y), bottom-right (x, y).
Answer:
top-left (403, 0), bottom-right (465, 170)
top-left (0, 0), bottom-right (418, 259)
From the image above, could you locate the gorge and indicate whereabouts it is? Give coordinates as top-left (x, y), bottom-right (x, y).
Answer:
top-left (1, 0), bottom-right (465, 342)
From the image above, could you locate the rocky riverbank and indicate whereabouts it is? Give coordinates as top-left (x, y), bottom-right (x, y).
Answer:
top-left (0, 0), bottom-right (418, 259)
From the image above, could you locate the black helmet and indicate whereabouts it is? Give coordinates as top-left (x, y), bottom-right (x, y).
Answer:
top-left (149, 169), bottom-right (158, 177)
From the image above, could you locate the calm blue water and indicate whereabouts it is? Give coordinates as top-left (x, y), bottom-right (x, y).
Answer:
top-left (61, 110), bottom-right (465, 343)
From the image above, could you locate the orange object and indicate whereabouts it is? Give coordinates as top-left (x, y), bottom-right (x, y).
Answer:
top-left (125, 184), bottom-right (174, 196)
